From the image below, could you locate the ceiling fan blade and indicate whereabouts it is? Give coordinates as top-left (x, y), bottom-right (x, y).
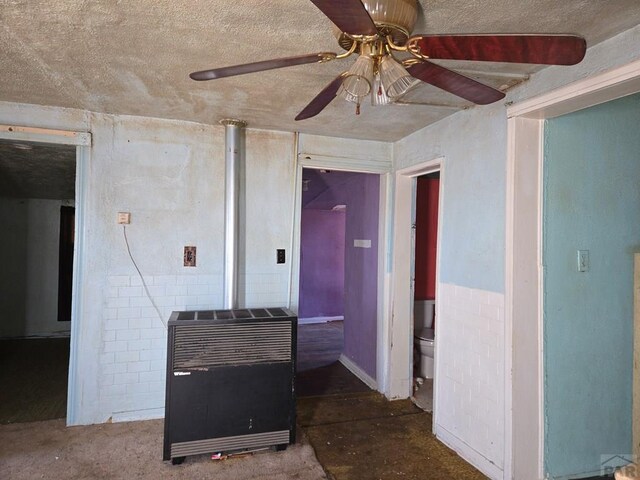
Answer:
top-left (407, 61), bottom-right (505, 105)
top-left (190, 52), bottom-right (336, 81)
top-left (309, 0), bottom-right (377, 36)
top-left (410, 34), bottom-right (586, 65)
top-left (295, 74), bottom-right (346, 121)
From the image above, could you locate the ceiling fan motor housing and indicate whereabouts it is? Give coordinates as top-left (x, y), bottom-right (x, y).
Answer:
top-left (335, 0), bottom-right (418, 50)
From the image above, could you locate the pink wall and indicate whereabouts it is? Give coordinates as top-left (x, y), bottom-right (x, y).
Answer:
top-left (298, 209), bottom-right (345, 319)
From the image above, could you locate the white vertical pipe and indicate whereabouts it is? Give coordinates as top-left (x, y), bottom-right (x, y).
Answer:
top-left (220, 119), bottom-right (246, 310)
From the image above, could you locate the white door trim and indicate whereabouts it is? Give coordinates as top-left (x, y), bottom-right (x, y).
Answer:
top-left (388, 157), bottom-right (443, 408)
top-left (289, 147), bottom-right (391, 392)
top-left (506, 58), bottom-right (640, 479)
top-left (0, 125), bottom-right (92, 426)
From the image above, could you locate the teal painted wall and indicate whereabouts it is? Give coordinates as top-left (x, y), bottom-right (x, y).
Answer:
top-left (543, 93), bottom-right (640, 478)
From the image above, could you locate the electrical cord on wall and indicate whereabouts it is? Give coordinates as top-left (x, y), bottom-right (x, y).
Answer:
top-left (122, 225), bottom-right (167, 329)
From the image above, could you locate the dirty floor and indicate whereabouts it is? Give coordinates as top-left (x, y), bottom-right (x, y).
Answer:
top-left (298, 391), bottom-right (487, 480)
top-left (0, 419), bottom-right (327, 480)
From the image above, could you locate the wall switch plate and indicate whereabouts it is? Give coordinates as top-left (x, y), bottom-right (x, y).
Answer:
top-left (117, 212), bottom-right (131, 224)
top-left (354, 239), bottom-right (371, 248)
top-left (577, 249), bottom-right (589, 272)
top-left (184, 246), bottom-right (196, 267)
top-left (277, 249), bottom-right (286, 264)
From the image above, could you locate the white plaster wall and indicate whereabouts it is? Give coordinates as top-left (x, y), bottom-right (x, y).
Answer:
top-left (393, 23), bottom-right (640, 480)
top-left (89, 115), bottom-right (298, 423)
top-left (299, 133), bottom-right (392, 165)
top-left (25, 199), bottom-right (74, 336)
top-left (0, 198), bottom-right (74, 337)
top-left (0, 101), bottom-right (392, 424)
top-left (0, 197), bottom-right (28, 337)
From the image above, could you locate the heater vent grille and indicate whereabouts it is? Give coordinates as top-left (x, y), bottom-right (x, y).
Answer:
top-left (172, 322), bottom-right (292, 370)
top-left (170, 430), bottom-right (290, 458)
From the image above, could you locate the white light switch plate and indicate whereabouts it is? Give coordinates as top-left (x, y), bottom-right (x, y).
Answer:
top-left (354, 239), bottom-right (371, 248)
top-left (577, 249), bottom-right (589, 272)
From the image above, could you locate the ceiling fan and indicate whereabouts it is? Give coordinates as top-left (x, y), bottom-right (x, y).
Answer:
top-left (190, 0), bottom-right (586, 120)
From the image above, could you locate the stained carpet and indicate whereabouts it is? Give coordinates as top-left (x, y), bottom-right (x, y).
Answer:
top-left (0, 338), bottom-right (69, 424)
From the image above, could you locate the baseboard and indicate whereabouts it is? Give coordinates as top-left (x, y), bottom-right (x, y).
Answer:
top-left (435, 424), bottom-right (503, 480)
top-left (0, 332), bottom-right (71, 340)
top-left (111, 407), bottom-right (164, 423)
top-left (298, 316), bottom-right (344, 325)
top-left (338, 353), bottom-right (377, 390)
top-left (552, 467), bottom-right (622, 480)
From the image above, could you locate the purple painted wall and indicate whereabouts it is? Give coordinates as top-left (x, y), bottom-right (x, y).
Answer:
top-left (303, 170), bottom-right (379, 379)
top-left (299, 209), bottom-right (345, 319)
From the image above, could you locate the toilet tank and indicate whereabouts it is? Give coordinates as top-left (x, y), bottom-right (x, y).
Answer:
top-left (414, 300), bottom-right (435, 331)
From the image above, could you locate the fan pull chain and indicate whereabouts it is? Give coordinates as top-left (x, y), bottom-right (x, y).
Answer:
top-left (356, 101), bottom-right (360, 115)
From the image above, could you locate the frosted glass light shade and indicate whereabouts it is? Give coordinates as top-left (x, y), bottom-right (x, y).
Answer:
top-left (371, 72), bottom-right (391, 106)
top-left (342, 54), bottom-right (374, 98)
top-left (379, 55), bottom-right (419, 98)
top-left (338, 85), bottom-right (361, 104)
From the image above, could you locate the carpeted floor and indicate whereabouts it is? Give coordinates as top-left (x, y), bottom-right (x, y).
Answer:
top-left (0, 419), bottom-right (327, 480)
top-left (0, 321), bottom-right (491, 480)
top-left (0, 338), bottom-right (69, 424)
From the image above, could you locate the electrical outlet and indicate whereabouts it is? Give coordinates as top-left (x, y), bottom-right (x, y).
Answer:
top-left (184, 246), bottom-right (196, 267)
top-left (117, 212), bottom-right (131, 224)
top-left (277, 249), bottom-right (285, 264)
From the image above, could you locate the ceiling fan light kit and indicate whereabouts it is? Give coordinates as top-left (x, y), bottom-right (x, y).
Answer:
top-left (190, 0), bottom-right (587, 121)
top-left (342, 49), bottom-right (375, 98)
top-left (370, 73), bottom-right (391, 107)
top-left (379, 54), bottom-right (420, 99)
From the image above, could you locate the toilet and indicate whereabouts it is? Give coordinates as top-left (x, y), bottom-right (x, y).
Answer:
top-left (415, 328), bottom-right (435, 379)
top-left (414, 300), bottom-right (435, 379)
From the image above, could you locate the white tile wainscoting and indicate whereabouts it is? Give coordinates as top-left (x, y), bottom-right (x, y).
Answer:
top-left (99, 272), bottom-right (289, 422)
top-left (435, 283), bottom-right (505, 480)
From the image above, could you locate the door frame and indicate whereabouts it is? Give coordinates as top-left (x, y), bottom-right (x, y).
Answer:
top-left (288, 136), bottom-right (392, 392)
top-left (505, 58), bottom-right (640, 479)
top-left (389, 157), bottom-right (444, 412)
top-left (0, 124), bottom-right (91, 426)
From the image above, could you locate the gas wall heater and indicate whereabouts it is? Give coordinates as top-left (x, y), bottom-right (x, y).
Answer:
top-left (163, 308), bottom-right (297, 463)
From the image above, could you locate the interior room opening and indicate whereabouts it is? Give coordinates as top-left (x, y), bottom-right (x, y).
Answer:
top-left (542, 92), bottom-right (640, 479)
top-left (296, 167), bottom-right (380, 395)
top-left (0, 139), bottom-right (77, 424)
top-left (411, 171), bottom-right (439, 412)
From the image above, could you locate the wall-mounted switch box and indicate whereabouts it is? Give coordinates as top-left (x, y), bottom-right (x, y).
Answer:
top-left (354, 239), bottom-right (371, 248)
top-left (117, 212), bottom-right (131, 224)
top-left (577, 249), bottom-right (589, 272)
top-left (184, 246), bottom-right (196, 267)
top-left (277, 249), bottom-right (286, 264)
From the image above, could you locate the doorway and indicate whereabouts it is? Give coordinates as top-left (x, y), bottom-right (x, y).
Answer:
top-left (411, 172), bottom-right (440, 412)
top-left (296, 167), bottom-right (380, 396)
top-left (0, 138), bottom-right (77, 424)
top-left (542, 93), bottom-right (640, 478)
top-left (507, 61), bottom-right (640, 479)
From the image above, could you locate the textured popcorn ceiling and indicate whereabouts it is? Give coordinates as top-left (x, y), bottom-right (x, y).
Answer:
top-left (1, 0), bottom-right (639, 141)
top-left (0, 141), bottom-right (76, 199)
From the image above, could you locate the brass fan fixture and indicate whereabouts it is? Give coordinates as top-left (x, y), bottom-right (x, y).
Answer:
top-left (190, 0), bottom-right (587, 120)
